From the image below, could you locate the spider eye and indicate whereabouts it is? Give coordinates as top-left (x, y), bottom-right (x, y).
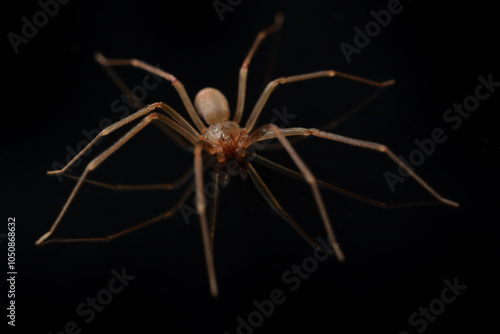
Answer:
top-left (222, 134), bottom-right (233, 142)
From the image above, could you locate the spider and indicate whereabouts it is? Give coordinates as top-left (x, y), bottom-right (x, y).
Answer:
top-left (36, 14), bottom-right (459, 297)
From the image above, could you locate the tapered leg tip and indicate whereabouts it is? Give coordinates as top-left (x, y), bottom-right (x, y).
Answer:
top-left (35, 232), bottom-right (51, 246)
top-left (94, 52), bottom-right (106, 65)
top-left (210, 284), bottom-right (219, 298)
top-left (333, 244), bottom-right (345, 262)
top-left (443, 198), bottom-right (460, 208)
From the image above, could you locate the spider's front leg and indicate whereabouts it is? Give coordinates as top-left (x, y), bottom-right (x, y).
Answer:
top-left (193, 143), bottom-right (219, 297)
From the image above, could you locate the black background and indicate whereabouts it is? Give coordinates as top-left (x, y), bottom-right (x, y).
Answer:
top-left (2, 0), bottom-right (498, 333)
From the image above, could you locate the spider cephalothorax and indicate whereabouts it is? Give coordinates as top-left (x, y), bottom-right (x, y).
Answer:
top-left (202, 120), bottom-right (248, 162)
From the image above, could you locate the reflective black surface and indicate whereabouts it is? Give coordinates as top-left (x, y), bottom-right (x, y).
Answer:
top-left (3, 1), bottom-right (498, 333)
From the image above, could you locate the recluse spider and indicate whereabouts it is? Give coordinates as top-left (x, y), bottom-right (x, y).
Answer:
top-left (36, 14), bottom-right (459, 297)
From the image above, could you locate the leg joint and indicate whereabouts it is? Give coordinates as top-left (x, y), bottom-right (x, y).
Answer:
top-left (377, 144), bottom-right (388, 152)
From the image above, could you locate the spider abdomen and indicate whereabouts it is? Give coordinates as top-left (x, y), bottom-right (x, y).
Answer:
top-left (194, 87), bottom-right (230, 125)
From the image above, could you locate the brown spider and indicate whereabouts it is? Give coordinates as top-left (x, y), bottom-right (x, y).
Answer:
top-left (36, 14), bottom-right (458, 297)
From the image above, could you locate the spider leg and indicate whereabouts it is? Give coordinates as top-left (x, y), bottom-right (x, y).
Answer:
top-left (208, 171), bottom-right (220, 255)
top-left (319, 82), bottom-right (394, 132)
top-left (95, 52), bottom-right (144, 109)
top-left (247, 163), bottom-right (321, 249)
top-left (39, 104), bottom-right (200, 245)
top-left (233, 13), bottom-right (284, 124)
top-left (59, 166), bottom-right (194, 192)
top-left (194, 143), bottom-right (219, 297)
top-left (39, 180), bottom-right (195, 244)
top-left (246, 126), bottom-right (459, 208)
top-left (253, 154), bottom-right (438, 209)
top-left (262, 84), bottom-right (394, 151)
top-left (95, 52), bottom-right (206, 132)
top-left (95, 53), bottom-right (194, 150)
top-left (250, 125), bottom-right (345, 261)
top-left (47, 102), bottom-right (198, 176)
top-left (244, 70), bottom-right (394, 132)
top-left (261, 16), bottom-right (283, 90)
